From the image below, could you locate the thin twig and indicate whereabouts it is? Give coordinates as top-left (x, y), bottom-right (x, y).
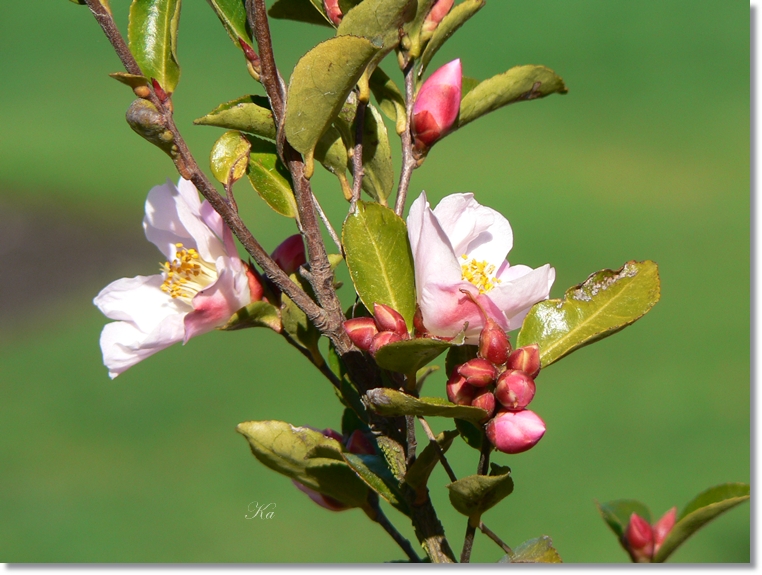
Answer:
top-left (350, 98), bottom-right (367, 209)
top-left (368, 493), bottom-right (422, 563)
top-left (394, 61), bottom-right (418, 216)
top-left (479, 522), bottom-right (513, 555)
top-left (84, 1), bottom-right (141, 76)
top-left (461, 437), bottom-right (492, 563)
top-left (280, 332), bottom-right (341, 392)
top-left (311, 193), bottom-right (343, 253)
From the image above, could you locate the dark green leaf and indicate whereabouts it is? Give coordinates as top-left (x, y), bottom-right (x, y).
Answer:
top-left (128, 0), bottom-right (182, 94)
top-left (342, 201), bottom-right (417, 328)
top-left (245, 136), bottom-right (298, 218)
top-left (458, 65), bottom-right (568, 130)
top-left (418, 0), bottom-right (484, 77)
top-left (499, 536), bottom-right (563, 563)
top-left (281, 292), bottom-right (321, 360)
top-left (517, 260), bottom-right (661, 368)
top-left (342, 453), bottom-right (409, 515)
top-left (285, 36), bottom-right (379, 174)
top-left (374, 336), bottom-right (461, 375)
top-left (194, 95), bottom-right (276, 140)
top-left (447, 463), bottom-right (513, 521)
top-left (404, 430), bottom-right (458, 491)
top-left (314, 126), bottom-right (351, 196)
top-left (364, 388), bottom-right (488, 423)
top-left (653, 483), bottom-right (750, 563)
top-left (109, 72), bottom-right (150, 90)
top-left (302, 457), bottom-right (370, 507)
top-left (337, 0), bottom-right (416, 58)
top-left (369, 66), bottom-right (407, 134)
top-left (402, 0), bottom-right (436, 59)
top-left (596, 499), bottom-right (652, 540)
top-left (454, 418), bottom-right (483, 451)
top-left (210, 130), bottom-right (251, 186)
top-left (219, 300), bottom-right (281, 332)
top-left (357, 104), bottom-right (394, 205)
top-left (206, 0), bottom-right (251, 46)
top-left (268, 0), bottom-right (332, 27)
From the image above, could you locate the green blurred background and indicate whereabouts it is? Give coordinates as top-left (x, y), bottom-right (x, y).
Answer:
top-left (0, 0), bottom-right (749, 563)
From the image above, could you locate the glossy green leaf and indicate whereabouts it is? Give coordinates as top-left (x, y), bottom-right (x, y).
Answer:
top-left (342, 201), bottom-right (416, 327)
top-left (285, 36), bottom-right (379, 172)
top-left (404, 430), bottom-right (458, 491)
top-left (653, 483), bottom-right (750, 563)
top-left (245, 136), bottom-right (298, 218)
top-left (128, 0), bottom-right (182, 94)
top-left (109, 72), bottom-right (150, 90)
top-left (337, 0), bottom-right (416, 56)
top-left (517, 260), bottom-right (661, 368)
top-left (454, 418), bottom-right (483, 451)
top-left (268, 0), bottom-right (332, 27)
top-left (206, 0), bottom-right (251, 45)
top-left (499, 536), bottom-right (563, 563)
top-left (418, 0), bottom-right (483, 77)
top-left (357, 104), bottom-right (394, 205)
top-left (194, 95), bottom-right (276, 140)
top-left (458, 65), bottom-right (568, 130)
top-left (342, 453), bottom-right (409, 515)
top-left (374, 335), bottom-right (462, 375)
top-left (596, 499), bottom-right (652, 540)
top-left (369, 66), bottom-right (407, 134)
top-left (210, 130), bottom-right (251, 186)
top-left (219, 300), bottom-right (281, 332)
top-left (447, 463), bottom-right (513, 521)
top-left (365, 388), bottom-right (488, 423)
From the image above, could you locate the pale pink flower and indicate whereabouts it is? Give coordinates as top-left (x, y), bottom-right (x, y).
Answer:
top-left (407, 192), bottom-right (555, 343)
top-left (94, 178), bottom-right (254, 378)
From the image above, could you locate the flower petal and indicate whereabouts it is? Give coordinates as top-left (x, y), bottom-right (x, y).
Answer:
top-left (488, 264), bottom-right (555, 330)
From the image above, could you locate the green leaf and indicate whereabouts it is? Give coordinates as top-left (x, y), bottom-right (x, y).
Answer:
top-left (457, 65), bottom-right (568, 130)
top-left (245, 136), bottom-right (298, 218)
top-left (302, 457), bottom-right (370, 507)
top-left (281, 290), bottom-right (321, 361)
top-left (219, 300), bottom-right (281, 332)
top-left (268, 0), bottom-right (332, 27)
top-left (447, 463), bottom-right (513, 521)
top-left (517, 260), bottom-right (661, 368)
top-left (499, 536), bottom-right (563, 563)
top-left (337, 0), bottom-right (416, 57)
top-left (128, 0), bottom-right (182, 94)
top-left (314, 125), bottom-right (351, 195)
top-left (365, 388), bottom-right (488, 423)
top-left (210, 130), bottom-right (251, 186)
top-left (284, 36), bottom-right (380, 174)
top-left (369, 67), bottom-right (407, 134)
top-left (596, 499), bottom-right (652, 540)
top-left (653, 483), bottom-right (750, 563)
top-left (342, 201), bottom-right (417, 328)
top-left (402, 0), bottom-right (436, 58)
top-left (342, 453), bottom-right (409, 515)
top-left (376, 435), bottom-right (407, 481)
top-left (374, 335), bottom-right (462, 375)
top-left (357, 104), bottom-right (394, 205)
top-left (404, 430), bottom-right (458, 491)
top-left (206, 0), bottom-right (251, 46)
top-left (460, 75), bottom-right (479, 98)
top-left (194, 95), bottom-right (276, 140)
top-left (454, 418), bottom-right (482, 451)
top-left (109, 72), bottom-right (150, 90)
top-left (418, 0), bottom-right (484, 77)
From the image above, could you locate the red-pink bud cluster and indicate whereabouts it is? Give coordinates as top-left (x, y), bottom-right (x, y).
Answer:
top-left (624, 508), bottom-right (677, 562)
top-left (343, 303), bottom-right (410, 356)
top-left (446, 316), bottom-right (546, 454)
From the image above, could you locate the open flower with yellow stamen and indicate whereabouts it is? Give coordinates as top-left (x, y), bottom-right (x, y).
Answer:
top-left (407, 192), bottom-right (555, 344)
top-left (94, 178), bottom-right (256, 378)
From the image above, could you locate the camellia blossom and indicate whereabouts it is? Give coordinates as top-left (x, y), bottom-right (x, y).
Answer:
top-left (407, 192), bottom-right (555, 343)
top-left (94, 178), bottom-right (256, 378)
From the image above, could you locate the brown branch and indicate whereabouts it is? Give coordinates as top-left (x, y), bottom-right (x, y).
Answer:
top-left (84, 0), bottom-right (141, 76)
top-left (368, 493), bottom-right (421, 563)
top-left (394, 61), bottom-right (418, 216)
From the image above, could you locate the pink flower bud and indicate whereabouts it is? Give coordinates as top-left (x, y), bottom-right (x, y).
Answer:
top-left (446, 372), bottom-right (476, 405)
top-left (422, 0), bottom-right (454, 34)
top-left (485, 409), bottom-right (546, 454)
top-left (271, 234), bottom-right (306, 275)
top-left (373, 303), bottom-right (408, 337)
top-left (244, 262), bottom-right (265, 302)
top-left (369, 330), bottom-right (402, 356)
top-left (457, 358), bottom-right (497, 387)
top-left (323, 0), bottom-right (343, 26)
top-left (506, 344), bottom-right (541, 378)
top-left (478, 317), bottom-right (511, 365)
top-left (495, 370), bottom-right (536, 411)
top-left (345, 429), bottom-right (375, 455)
top-left (472, 388), bottom-right (496, 420)
top-left (320, 427), bottom-right (344, 443)
top-left (343, 317), bottom-right (379, 352)
top-left (653, 507), bottom-right (677, 553)
top-left (412, 59), bottom-right (462, 149)
top-left (625, 512), bottom-right (654, 562)
top-left (292, 480), bottom-right (348, 511)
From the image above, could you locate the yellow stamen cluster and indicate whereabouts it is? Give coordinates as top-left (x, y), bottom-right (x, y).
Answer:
top-left (160, 243), bottom-right (216, 303)
top-left (461, 254), bottom-right (501, 294)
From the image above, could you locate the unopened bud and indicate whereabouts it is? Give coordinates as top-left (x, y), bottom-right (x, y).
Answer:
top-left (323, 0), bottom-right (343, 26)
top-left (271, 234), bottom-right (306, 275)
top-left (446, 372), bottom-right (476, 406)
top-left (653, 507), bottom-right (677, 553)
top-left (345, 429), bottom-right (375, 455)
top-left (369, 330), bottom-right (402, 356)
top-left (486, 409), bottom-right (546, 454)
top-left (625, 513), bottom-right (654, 563)
top-left (506, 344), bottom-right (541, 378)
top-left (422, 0), bottom-right (454, 34)
top-left (344, 317), bottom-right (378, 351)
top-left (151, 78), bottom-right (169, 102)
top-left (457, 358), bottom-right (497, 387)
top-left (245, 262), bottom-right (265, 302)
top-left (472, 388), bottom-right (496, 420)
top-left (412, 59), bottom-right (462, 149)
top-left (373, 303), bottom-right (408, 337)
top-left (478, 317), bottom-right (511, 365)
top-left (320, 428), bottom-right (344, 443)
top-left (495, 370), bottom-right (536, 411)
